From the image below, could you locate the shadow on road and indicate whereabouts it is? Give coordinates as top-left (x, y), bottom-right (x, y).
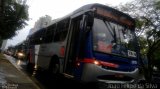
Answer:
top-left (5, 56), bottom-right (100, 89)
top-left (6, 55), bottom-right (160, 89)
top-left (24, 66), bottom-right (99, 89)
top-left (34, 71), bottom-right (97, 89)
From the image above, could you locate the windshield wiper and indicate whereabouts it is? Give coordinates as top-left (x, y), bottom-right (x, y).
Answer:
top-left (103, 20), bottom-right (117, 43)
top-left (113, 27), bottom-right (117, 43)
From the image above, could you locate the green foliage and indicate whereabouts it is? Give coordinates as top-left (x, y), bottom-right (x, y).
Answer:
top-left (155, 1), bottom-right (160, 9)
top-left (0, 0), bottom-right (29, 39)
top-left (117, 0), bottom-right (160, 55)
top-left (135, 19), bottom-right (144, 29)
top-left (117, 0), bottom-right (160, 81)
top-left (139, 36), bottom-right (148, 55)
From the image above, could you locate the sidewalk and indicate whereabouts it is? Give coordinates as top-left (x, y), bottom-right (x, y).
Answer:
top-left (0, 53), bottom-right (40, 89)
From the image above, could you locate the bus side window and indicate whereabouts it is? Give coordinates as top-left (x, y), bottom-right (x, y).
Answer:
top-left (31, 28), bottom-right (46, 45)
top-left (29, 36), bottom-right (34, 45)
top-left (44, 24), bottom-right (56, 43)
top-left (53, 19), bottom-right (69, 42)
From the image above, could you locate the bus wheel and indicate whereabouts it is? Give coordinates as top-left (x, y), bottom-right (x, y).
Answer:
top-left (48, 56), bottom-right (60, 74)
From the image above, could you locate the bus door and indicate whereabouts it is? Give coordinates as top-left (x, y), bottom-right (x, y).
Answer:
top-left (64, 15), bottom-right (84, 75)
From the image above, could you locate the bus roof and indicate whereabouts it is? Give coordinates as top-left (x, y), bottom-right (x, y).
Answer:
top-left (28, 3), bottom-right (135, 37)
top-left (50, 3), bottom-right (134, 25)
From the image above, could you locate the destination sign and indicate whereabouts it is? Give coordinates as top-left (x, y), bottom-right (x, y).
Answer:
top-left (96, 7), bottom-right (134, 27)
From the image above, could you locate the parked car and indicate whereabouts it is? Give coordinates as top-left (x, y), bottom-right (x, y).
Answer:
top-left (15, 50), bottom-right (26, 60)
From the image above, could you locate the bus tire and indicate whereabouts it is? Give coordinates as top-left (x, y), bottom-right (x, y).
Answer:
top-left (48, 55), bottom-right (60, 74)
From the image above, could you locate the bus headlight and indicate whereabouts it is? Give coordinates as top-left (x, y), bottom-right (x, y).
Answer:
top-left (94, 60), bottom-right (100, 65)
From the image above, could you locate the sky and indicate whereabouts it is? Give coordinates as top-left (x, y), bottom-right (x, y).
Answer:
top-left (6, 0), bottom-right (132, 48)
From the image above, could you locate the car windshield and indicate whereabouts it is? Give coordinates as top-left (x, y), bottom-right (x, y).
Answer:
top-left (93, 18), bottom-right (137, 58)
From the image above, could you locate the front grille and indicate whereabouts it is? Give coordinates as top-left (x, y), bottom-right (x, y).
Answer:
top-left (102, 65), bottom-right (134, 72)
top-left (102, 66), bottom-right (118, 71)
top-left (98, 75), bottom-right (133, 81)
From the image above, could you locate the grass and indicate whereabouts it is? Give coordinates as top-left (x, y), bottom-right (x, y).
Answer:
top-left (0, 53), bottom-right (5, 59)
top-left (0, 53), bottom-right (9, 62)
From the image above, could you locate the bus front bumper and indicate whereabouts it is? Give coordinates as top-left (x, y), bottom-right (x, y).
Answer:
top-left (81, 64), bottom-right (141, 83)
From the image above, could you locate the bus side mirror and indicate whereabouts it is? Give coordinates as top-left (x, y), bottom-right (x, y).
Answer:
top-left (82, 14), bottom-right (93, 33)
top-left (86, 17), bottom-right (93, 27)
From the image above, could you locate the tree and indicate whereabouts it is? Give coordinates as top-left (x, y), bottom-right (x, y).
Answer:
top-left (117, 0), bottom-right (160, 81)
top-left (0, 0), bottom-right (29, 40)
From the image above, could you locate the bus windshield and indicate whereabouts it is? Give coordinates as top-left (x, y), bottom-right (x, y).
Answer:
top-left (93, 18), bottom-right (137, 58)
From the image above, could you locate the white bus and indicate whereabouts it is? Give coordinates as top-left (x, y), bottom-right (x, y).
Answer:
top-left (26, 3), bottom-right (142, 83)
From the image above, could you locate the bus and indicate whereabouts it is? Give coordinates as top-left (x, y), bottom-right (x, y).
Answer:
top-left (26, 3), bottom-right (142, 83)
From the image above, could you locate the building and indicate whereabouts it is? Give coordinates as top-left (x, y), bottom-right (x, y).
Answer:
top-left (29, 15), bottom-right (52, 35)
top-left (1, 40), bottom-right (7, 51)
